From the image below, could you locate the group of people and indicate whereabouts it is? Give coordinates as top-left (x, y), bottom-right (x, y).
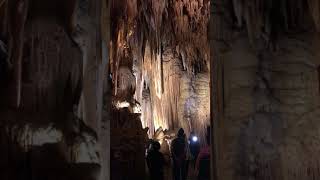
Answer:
top-left (146, 128), bottom-right (210, 180)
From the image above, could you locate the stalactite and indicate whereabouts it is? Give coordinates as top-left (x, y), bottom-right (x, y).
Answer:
top-left (0, 0), bottom-right (7, 37)
top-left (232, 0), bottom-right (243, 28)
top-left (228, 0), bottom-right (318, 47)
top-left (111, 0), bottom-right (210, 75)
top-left (308, 0), bottom-right (320, 31)
top-left (110, 0), bottom-right (210, 141)
top-left (7, 0), bottom-right (29, 108)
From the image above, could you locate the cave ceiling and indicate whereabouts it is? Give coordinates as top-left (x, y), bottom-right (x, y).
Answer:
top-left (110, 0), bottom-right (210, 74)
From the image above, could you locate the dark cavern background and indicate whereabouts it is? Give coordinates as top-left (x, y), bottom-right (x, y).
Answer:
top-left (1, 0), bottom-right (320, 180)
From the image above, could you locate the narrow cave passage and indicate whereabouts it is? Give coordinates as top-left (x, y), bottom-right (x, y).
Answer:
top-left (109, 0), bottom-right (211, 180)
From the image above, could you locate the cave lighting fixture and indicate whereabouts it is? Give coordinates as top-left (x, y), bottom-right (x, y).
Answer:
top-left (115, 101), bottom-right (130, 109)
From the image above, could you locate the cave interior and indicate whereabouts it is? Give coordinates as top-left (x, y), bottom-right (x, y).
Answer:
top-left (1, 0), bottom-right (320, 180)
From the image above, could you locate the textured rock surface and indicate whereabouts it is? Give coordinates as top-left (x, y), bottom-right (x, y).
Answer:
top-left (0, 0), bottom-right (110, 180)
top-left (211, 1), bottom-right (320, 177)
top-left (133, 45), bottom-right (210, 140)
top-left (224, 41), bottom-right (320, 179)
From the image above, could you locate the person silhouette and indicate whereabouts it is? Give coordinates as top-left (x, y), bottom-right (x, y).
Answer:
top-left (146, 141), bottom-right (165, 180)
top-left (171, 128), bottom-right (187, 180)
top-left (195, 128), bottom-right (211, 180)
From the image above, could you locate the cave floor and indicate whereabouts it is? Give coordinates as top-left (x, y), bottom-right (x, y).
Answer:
top-left (151, 163), bottom-right (198, 180)
top-left (187, 168), bottom-right (198, 180)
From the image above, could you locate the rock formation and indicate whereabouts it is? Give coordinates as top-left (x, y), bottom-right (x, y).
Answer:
top-left (110, 0), bottom-right (211, 143)
top-left (210, 0), bottom-right (320, 179)
top-left (0, 0), bottom-right (111, 180)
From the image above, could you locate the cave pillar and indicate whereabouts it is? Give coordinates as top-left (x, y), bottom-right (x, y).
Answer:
top-left (73, 0), bottom-right (111, 179)
top-left (209, 0), bottom-right (229, 179)
top-left (99, 0), bottom-right (111, 180)
top-left (75, 0), bottom-right (102, 132)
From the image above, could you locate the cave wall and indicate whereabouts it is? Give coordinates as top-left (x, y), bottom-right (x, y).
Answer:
top-left (211, 0), bottom-right (320, 179)
top-left (0, 0), bottom-right (111, 180)
top-left (221, 36), bottom-right (320, 180)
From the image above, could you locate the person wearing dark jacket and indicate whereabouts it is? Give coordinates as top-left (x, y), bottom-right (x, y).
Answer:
top-left (147, 141), bottom-right (165, 180)
top-left (195, 128), bottom-right (211, 180)
top-left (171, 128), bottom-right (187, 180)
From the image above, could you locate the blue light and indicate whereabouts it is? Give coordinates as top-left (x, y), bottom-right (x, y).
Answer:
top-left (192, 136), bottom-right (198, 142)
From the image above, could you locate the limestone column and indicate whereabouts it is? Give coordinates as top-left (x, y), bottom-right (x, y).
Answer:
top-left (209, 0), bottom-right (230, 179)
top-left (99, 0), bottom-right (111, 180)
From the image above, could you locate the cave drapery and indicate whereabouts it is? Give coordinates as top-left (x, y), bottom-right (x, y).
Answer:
top-left (110, 0), bottom-right (211, 140)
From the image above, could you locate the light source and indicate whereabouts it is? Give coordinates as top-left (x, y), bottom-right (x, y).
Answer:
top-left (192, 135), bottom-right (198, 142)
top-left (115, 101), bottom-right (130, 109)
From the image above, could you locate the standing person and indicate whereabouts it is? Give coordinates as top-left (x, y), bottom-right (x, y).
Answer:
top-left (159, 138), bottom-right (171, 180)
top-left (188, 131), bottom-right (200, 168)
top-left (195, 133), bottom-right (210, 180)
top-left (171, 128), bottom-right (187, 180)
top-left (146, 141), bottom-right (165, 180)
top-left (184, 133), bottom-right (192, 179)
